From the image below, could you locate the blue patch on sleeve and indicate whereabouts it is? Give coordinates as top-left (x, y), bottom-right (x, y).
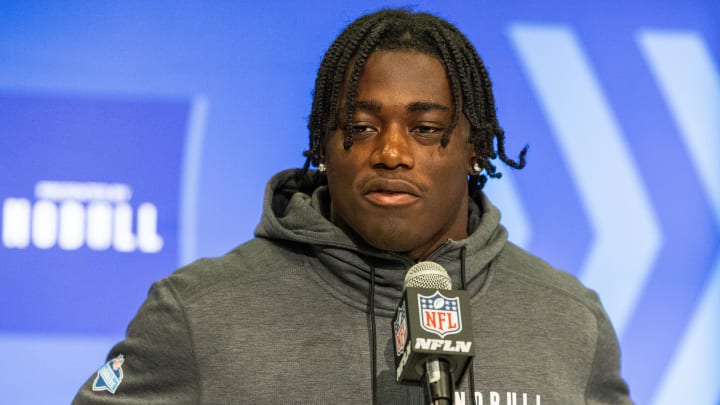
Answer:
top-left (92, 354), bottom-right (125, 394)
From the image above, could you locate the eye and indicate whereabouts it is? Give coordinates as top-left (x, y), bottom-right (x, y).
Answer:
top-left (414, 126), bottom-right (441, 134)
top-left (412, 125), bottom-right (444, 142)
top-left (349, 124), bottom-right (378, 140)
top-left (351, 125), bottom-right (373, 132)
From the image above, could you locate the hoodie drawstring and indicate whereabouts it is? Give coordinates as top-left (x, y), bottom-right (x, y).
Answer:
top-left (369, 265), bottom-right (378, 405)
top-left (460, 246), bottom-right (477, 404)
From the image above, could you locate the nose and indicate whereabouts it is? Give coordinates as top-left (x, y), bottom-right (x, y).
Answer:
top-left (370, 123), bottom-right (415, 170)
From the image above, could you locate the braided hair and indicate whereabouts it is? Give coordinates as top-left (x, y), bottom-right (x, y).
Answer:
top-left (303, 8), bottom-right (527, 191)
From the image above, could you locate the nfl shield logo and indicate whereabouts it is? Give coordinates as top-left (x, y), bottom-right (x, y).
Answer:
top-left (418, 291), bottom-right (462, 338)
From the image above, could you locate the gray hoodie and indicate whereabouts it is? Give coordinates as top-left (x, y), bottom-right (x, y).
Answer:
top-left (73, 169), bottom-right (632, 404)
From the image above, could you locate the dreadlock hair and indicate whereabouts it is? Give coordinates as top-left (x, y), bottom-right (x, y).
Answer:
top-left (303, 8), bottom-right (528, 192)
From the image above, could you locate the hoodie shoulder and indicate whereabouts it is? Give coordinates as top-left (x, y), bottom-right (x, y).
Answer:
top-left (162, 238), bottom-right (311, 303)
top-left (493, 242), bottom-right (605, 313)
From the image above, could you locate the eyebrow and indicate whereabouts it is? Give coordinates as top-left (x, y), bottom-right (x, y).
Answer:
top-left (407, 101), bottom-right (450, 113)
top-left (353, 100), bottom-right (450, 113)
top-left (353, 100), bottom-right (382, 113)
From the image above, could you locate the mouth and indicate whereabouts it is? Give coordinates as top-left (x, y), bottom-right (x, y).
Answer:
top-left (362, 178), bottom-right (421, 207)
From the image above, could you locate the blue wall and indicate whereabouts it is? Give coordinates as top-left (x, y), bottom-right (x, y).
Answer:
top-left (1, 1), bottom-right (718, 403)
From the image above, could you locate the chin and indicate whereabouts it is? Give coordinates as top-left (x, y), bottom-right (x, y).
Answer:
top-left (358, 222), bottom-right (420, 253)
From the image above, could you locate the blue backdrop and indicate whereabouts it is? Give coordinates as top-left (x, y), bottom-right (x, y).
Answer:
top-left (0, 1), bottom-right (718, 403)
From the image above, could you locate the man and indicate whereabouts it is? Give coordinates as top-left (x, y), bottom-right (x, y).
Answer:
top-left (73, 9), bottom-right (632, 404)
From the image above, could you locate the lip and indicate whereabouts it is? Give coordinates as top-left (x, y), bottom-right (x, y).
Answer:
top-left (362, 178), bottom-right (421, 207)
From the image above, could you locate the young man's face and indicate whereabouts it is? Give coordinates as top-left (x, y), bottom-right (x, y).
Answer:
top-left (324, 50), bottom-right (474, 261)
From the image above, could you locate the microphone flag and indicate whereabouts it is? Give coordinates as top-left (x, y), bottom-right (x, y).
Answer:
top-left (392, 286), bottom-right (475, 386)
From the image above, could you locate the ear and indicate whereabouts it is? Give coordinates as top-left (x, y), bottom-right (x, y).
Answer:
top-left (467, 149), bottom-right (478, 175)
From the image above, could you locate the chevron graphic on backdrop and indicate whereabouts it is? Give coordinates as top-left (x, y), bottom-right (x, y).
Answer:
top-left (638, 31), bottom-right (720, 222)
top-left (508, 24), bottom-right (662, 336)
top-left (637, 30), bottom-right (720, 405)
top-left (507, 24), bottom-right (720, 405)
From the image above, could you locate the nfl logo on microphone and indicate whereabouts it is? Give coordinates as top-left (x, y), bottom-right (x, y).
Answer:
top-left (418, 291), bottom-right (462, 338)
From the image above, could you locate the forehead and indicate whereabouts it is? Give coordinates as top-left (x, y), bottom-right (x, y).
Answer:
top-left (354, 51), bottom-right (452, 105)
top-left (336, 50), bottom-right (453, 113)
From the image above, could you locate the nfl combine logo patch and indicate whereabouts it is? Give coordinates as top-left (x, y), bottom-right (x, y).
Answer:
top-left (92, 354), bottom-right (125, 394)
top-left (418, 291), bottom-right (462, 338)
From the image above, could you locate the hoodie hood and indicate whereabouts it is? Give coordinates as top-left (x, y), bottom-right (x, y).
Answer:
top-left (255, 169), bottom-right (508, 317)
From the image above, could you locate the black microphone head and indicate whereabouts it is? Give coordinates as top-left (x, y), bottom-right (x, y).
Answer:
top-left (404, 261), bottom-right (452, 290)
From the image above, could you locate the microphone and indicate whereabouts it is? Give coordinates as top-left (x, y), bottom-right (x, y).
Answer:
top-left (392, 262), bottom-right (475, 405)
